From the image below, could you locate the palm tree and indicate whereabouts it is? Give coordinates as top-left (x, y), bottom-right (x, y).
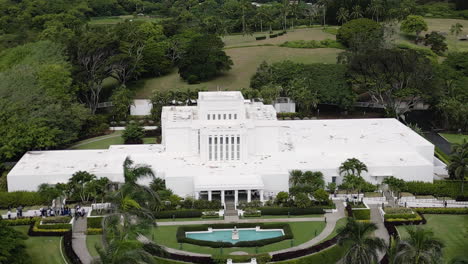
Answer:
top-left (289, 170), bottom-right (304, 186)
top-left (336, 7), bottom-right (349, 25)
top-left (339, 158), bottom-right (368, 177)
top-left (317, 0), bottom-right (330, 26)
top-left (280, 0), bottom-right (290, 31)
top-left (337, 218), bottom-right (386, 264)
top-left (450, 23), bottom-right (464, 37)
top-left (448, 139), bottom-right (467, 194)
top-left (396, 227), bottom-right (444, 264)
top-left (367, 0), bottom-right (384, 22)
top-left (386, 237), bottom-right (404, 264)
top-left (351, 5), bottom-right (364, 19)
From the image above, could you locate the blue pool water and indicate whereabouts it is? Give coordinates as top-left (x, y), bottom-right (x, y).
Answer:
top-left (186, 228), bottom-right (284, 244)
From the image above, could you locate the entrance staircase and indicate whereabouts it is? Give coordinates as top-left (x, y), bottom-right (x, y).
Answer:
top-left (224, 200), bottom-right (238, 217)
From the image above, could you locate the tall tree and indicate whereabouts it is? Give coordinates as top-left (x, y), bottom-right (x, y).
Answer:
top-left (339, 158), bottom-right (368, 177)
top-left (317, 0), bottom-right (330, 26)
top-left (448, 139), bottom-right (467, 194)
top-left (337, 8), bottom-right (349, 25)
top-left (0, 222), bottom-right (30, 264)
top-left (68, 171), bottom-right (97, 203)
top-left (400, 15), bottom-right (428, 41)
top-left (346, 48), bottom-right (435, 118)
top-left (367, 0), bottom-right (384, 22)
top-left (450, 23), bottom-right (464, 37)
top-left (351, 5), bottom-right (364, 19)
top-left (337, 218), bottom-right (386, 264)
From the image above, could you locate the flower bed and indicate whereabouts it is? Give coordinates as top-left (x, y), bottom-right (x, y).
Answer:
top-left (156, 210), bottom-right (203, 219)
top-left (383, 207), bottom-right (420, 222)
top-left (41, 216), bottom-right (71, 224)
top-left (243, 209), bottom-right (261, 217)
top-left (176, 223), bottom-right (293, 248)
top-left (201, 211), bottom-right (220, 219)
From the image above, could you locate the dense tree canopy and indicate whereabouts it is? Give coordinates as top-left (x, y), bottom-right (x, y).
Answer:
top-left (336, 18), bottom-right (383, 48)
top-left (0, 222), bottom-right (30, 264)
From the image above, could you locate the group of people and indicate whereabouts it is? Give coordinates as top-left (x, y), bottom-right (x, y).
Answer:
top-left (4, 205), bottom-right (87, 219)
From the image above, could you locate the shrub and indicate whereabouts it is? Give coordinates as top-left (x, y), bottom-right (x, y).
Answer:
top-left (456, 196), bottom-right (468, 201)
top-left (260, 207), bottom-right (324, 215)
top-left (415, 208), bottom-right (468, 214)
top-left (279, 39), bottom-right (344, 49)
top-left (238, 200), bottom-right (263, 209)
top-left (384, 213), bottom-right (416, 220)
top-left (0, 191), bottom-right (48, 209)
top-left (156, 210), bottom-right (202, 219)
top-left (243, 209), bottom-right (261, 217)
top-left (270, 34), bottom-right (278, 38)
top-left (37, 222), bottom-right (72, 230)
top-left (87, 217), bottom-right (103, 228)
top-left (177, 223), bottom-right (293, 248)
top-left (122, 123), bottom-right (144, 144)
top-left (385, 213), bottom-right (423, 222)
top-left (256, 36), bottom-right (266, 40)
top-left (352, 209), bottom-right (370, 220)
top-left (201, 211), bottom-right (219, 219)
top-left (384, 207), bottom-right (414, 214)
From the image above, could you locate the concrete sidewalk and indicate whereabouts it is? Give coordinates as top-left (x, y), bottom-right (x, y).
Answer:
top-left (72, 217), bottom-right (94, 264)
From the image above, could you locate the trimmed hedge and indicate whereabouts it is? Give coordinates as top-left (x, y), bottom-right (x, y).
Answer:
top-left (86, 228), bottom-right (102, 235)
top-left (415, 207), bottom-right (468, 214)
top-left (37, 222), bottom-right (72, 230)
top-left (352, 209), bottom-right (370, 220)
top-left (63, 231), bottom-right (82, 264)
top-left (0, 191), bottom-right (48, 209)
top-left (42, 216), bottom-right (71, 224)
top-left (270, 34), bottom-right (278, 38)
top-left (402, 180), bottom-right (468, 198)
top-left (255, 36), bottom-right (266, 40)
top-left (87, 217), bottom-right (103, 228)
top-left (0, 217), bottom-right (38, 226)
top-left (384, 213), bottom-right (417, 220)
top-left (156, 210), bottom-right (203, 219)
top-left (259, 207), bottom-right (324, 215)
top-left (271, 235), bottom-right (340, 261)
top-left (29, 221), bottom-right (69, 236)
top-left (177, 223), bottom-right (293, 248)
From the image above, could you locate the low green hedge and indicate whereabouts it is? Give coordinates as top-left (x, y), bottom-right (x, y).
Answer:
top-left (415, 208), bottom-right (468, 214)
top-left (1, 217), bottom-right (38, 226)
top-left (177, 223), bottom-right (293, 248)
top-left (42, 216), bottom-right (71, 224)
top-left (256, 36), bottom-right (266, 40)
top-left (402, 180), bottom-right (468, 199)
top-left (201, 215), bottom-right (220, 219)
top-left (260, 207), bottom-right (324, 215)
top-left (384, 213), bottom-right (416, 220)
top-left (156, 210), bottom-right (203, 219)
top-left (213, 253), bottom-right (271, 264)
top-left (0, 191), bottom-right (48, 209)
top-left (385, 214), bottom-right (422, 222)
top-left (87, 217), bottom-right (103, 228)
top-left (352, 209), bottom-right (370, 220)
top-left (38, 222), bottom-right (72, 230)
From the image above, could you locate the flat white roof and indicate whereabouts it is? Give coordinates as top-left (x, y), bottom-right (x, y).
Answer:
top-left (9, 118), bottom-right (433, 190)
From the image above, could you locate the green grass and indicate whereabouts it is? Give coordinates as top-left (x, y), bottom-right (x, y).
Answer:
top-left (440, 133), bottom-right (468, 145)
top-left (152, 221), bottom-right (326, 255)
top-left (12, 225), bottom-right (67, 264)
top-left (321, 217), bottom-right (347, 242)
top-left (131, 27), bottom-right (339, 99)
top-left (274, 244), bottom-right (348, 264)
top-left (397, 214), bottom-right (468, 262)
top-left (70, 132), bottom-right (157, 150)
top-left (392, 18), bottom-right (468, 53)
top-left (87, 235), bottom-right (103, 257)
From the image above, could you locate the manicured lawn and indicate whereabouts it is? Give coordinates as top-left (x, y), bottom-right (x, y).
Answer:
top-left (440, 133), bottom-right (468, 145)
top-left (12, 225), bottom-right (67, 264)
top-left (133, 46), bottom-right (340, 98)
top-left (392, 18), bottom-right (468, 53)
top-left (87, 235), bottom-right (103, 257)
top-left (397, 214), bottom-right (468, 262)
top-left (321, 217), bottom-right (347, 242)
top-left (70, 132), bottom-right (157, 150)
top-left (152, 221), bottom-right (326, 255)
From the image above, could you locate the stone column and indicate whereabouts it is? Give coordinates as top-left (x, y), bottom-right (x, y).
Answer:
top-left (208, 190), bottom-right (212, 201)
top-left (221, 190), bottom-right (225, 205)
top-left (234, 190), bottom-right (239, 205)
top-left (260, 190), bottom-right (264, 203)
top-left (247, 190), bottom-right (251, 203)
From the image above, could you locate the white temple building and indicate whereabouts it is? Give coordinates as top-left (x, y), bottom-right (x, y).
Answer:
top-left (8, 91), bottom-right (446, 205)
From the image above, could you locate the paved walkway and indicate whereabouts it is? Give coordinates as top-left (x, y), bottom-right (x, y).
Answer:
top-left (369, 205), bottom-right (390, 262)
top-left (72, 217), bottom-right (93, 264)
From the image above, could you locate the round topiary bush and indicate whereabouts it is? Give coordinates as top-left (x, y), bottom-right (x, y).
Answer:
top-left (337, 18), bottom-right (383, 47)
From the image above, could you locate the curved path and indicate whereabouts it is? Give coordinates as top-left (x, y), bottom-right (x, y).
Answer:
top-left (72, 217), bottom-right (94, 264)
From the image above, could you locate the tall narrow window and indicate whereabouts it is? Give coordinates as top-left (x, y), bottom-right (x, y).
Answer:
top-left (234, 114), bottom-right (237, 119)
top-left (220, 137), bottom-right (223, 160)
top-left (209, 136), bottom-right (212, 161)
top-left (223, 114), bottom-right (226, 119)
top-left (207, 115), bottom-right (210, 120)
top-left (231, 136), bottom-right (235, 160)
top-left (229, 114), bottom-right (232, 119)
top-left (236, 136), bottom-right (240, 160)
top-left (214, 137), bottom-right (218, 160)
top-left (213, 114), bottom-right (216, 120)
top-left (225, 136), bottom-right (230, 160)
top-left (198, 130), bottom-right (200, 154)
top-left (218, 114), bottom-right (221, 120)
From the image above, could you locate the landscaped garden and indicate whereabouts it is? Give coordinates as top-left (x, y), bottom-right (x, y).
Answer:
top-left (69, 131), bottom-right (157, 150)
top-left (397, 214), bottom-right (468, 261)
top-left (152, 221), bottom-right (326, 255)
top-left (440, 133), bottom-right (468, 144)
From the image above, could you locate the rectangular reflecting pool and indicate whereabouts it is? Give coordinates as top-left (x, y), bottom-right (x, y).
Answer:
top-left (186, 227), bottom-right (284, 243)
